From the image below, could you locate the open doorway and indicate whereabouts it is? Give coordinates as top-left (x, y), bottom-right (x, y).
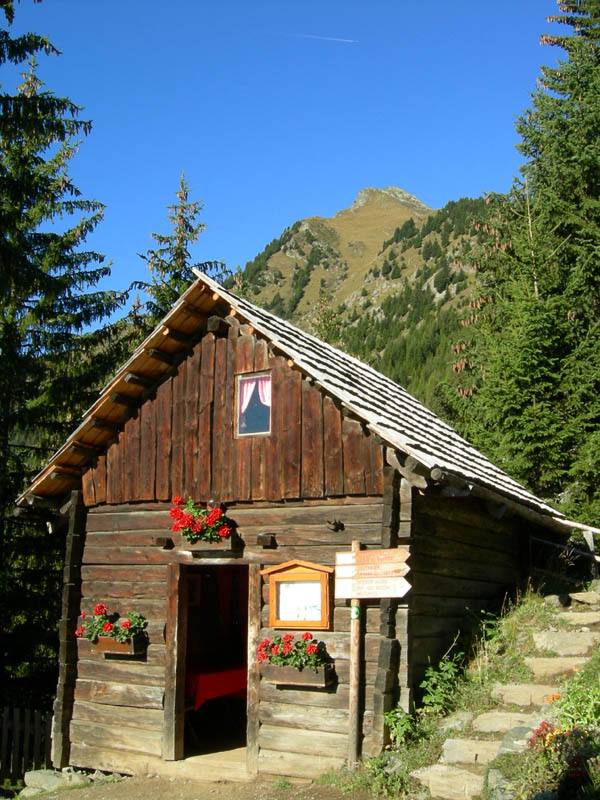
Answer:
top-left (184, 565), bottom-right (249, 755)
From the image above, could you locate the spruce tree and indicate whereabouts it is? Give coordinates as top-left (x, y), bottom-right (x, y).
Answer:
top-left (451, 0), bottom-right (600, 520)
top-left (0, 3), bottom-right (126, 702)
top-left (139, 172), bottom-right (227, 325)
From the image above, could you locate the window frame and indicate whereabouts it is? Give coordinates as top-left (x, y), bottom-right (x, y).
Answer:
top-left (261, 560), bottom-right (334, 630)
top-left (235, 370), bottom-right (272, 438)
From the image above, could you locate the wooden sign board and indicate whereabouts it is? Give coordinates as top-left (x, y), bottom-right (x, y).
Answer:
top-left (335, 547), bottom-right (411, 599)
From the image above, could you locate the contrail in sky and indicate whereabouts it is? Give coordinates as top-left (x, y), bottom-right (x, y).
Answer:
top-left (292, 33), bottom-right (359, 44)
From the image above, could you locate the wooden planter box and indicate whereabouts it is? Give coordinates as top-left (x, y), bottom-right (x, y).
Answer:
top-left (180, 532), bottom-right (241, 555)
top-left (92, 636), bottom-right (143, 656)
top-left (260, 663), bottom-right (335, 687)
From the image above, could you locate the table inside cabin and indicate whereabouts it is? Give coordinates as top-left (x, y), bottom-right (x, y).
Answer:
top-left (185, 666), bottom-right (247, 711)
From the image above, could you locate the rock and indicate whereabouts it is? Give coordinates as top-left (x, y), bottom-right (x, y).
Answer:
top-left (532, 630), bottom-right (600, 655)
top-left (439, 711), bottom-right (474, 732)
top-left (558, 611), bottom-right (600, 625)
top-left (569, 591), bottom-right (600, 605)
top-left (63, 770), bottom-right (92, 786)
top-left (472, 711), bottom-right (537, 733)
top-left (411, 764), bottom-right (484, 800)
top-left (498, 725), bottom-right (536, 754)
top-left (440, 738), bottom-right (500, 764)
top-left (487, 768), bottom-right (514, 800)
top-left (19, 788), bottom-right (43, 797)
top-left (491, 683), bottom-right (559, 706)
top-left (589, 579), bottom-right (600, 592)
top-left (544, 594), bottom-right (570, 607)
top-left (24, 770), bottom-right (67, 791)
top-left (524, 655), bottom-right (590, 676)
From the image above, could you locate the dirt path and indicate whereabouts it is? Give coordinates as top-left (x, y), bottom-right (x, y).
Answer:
top-left (29, 775), bottom-right (368, 800)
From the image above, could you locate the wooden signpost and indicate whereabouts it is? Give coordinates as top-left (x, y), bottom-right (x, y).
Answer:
top-left (336, 543), bottom-right (411, 770)
top-left (335, 546), bottom-right (411, 600)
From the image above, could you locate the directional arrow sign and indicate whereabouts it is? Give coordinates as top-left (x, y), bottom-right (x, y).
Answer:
top-left (335, 547), bottom-right (411, 599)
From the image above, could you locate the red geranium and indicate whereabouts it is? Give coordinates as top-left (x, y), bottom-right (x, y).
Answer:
top-left (257, 632), bottom-right (329, 673)
top-left (168, 497), bottom-right (233, 544)
top-left (94, 603), bottom-right (108, 616)
top-left (103, 622), bottom-right (113, 633)
top-left (120, 619), bottom-right (131, 629)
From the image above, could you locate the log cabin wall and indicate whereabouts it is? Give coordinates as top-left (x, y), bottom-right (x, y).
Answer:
top-left (70, 324), bottom-right (391, 777)
top-left (407, 490), bottom-right (527, 697)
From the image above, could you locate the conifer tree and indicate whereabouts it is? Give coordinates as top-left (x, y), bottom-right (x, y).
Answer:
top-left (139, 172), bottom-right (228, 325)
top-left (451, 0), bottom-right (600, 521)
top-left (0, 1), bottom-right (126, 701)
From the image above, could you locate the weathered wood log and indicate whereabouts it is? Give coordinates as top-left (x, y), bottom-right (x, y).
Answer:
top-left (69, 720), bottom-right (162, 756)
top-left (71, 700), bottom-right (163, 730)
top-left (259, 724), bottom-right (347, 758)
top-left (74, 679), bottom-right (163, 709)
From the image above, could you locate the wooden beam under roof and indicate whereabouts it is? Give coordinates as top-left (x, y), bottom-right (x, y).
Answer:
top-left (160, 325), bottom-right (192, 343)
top-left (146, 348), bottom-right (175, 365)
top-left (109, 392), bottom-right (139, 408)
top-left (124, 372), bottom-right (155, 388)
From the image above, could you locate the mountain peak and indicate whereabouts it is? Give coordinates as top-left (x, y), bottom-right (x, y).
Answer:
top-left (345, 186), bottom-right (431, 214)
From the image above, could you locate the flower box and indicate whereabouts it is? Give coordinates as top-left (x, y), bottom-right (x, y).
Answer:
top-left (92, 636), bottom-right (142, 656)
top-left (260, 663), bottom-right (335, 687)
top-left (181, 532), bottom-right (241, 554)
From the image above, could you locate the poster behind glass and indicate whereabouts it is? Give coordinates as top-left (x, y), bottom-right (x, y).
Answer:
top-left (277, 580), bottom-right (321, 622)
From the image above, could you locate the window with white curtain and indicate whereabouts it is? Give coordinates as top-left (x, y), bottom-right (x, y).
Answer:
top-left (236, 373), bottom-right (271, 436)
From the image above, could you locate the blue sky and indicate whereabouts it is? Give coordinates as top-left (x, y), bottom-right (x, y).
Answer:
top-left (7, 0), bottom-right (561, 298)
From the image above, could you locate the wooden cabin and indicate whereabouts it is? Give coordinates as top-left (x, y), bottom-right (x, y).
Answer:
top-left (16, 271), bottom-right (588, 781)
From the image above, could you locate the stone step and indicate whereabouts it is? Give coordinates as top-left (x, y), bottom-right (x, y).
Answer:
top-left (410, 764), bottom-right (484, 800)
top-left (472, 711), bottom-right (537, 733)
top-left (570, 591), bottom-right (600, 606)
top-left (524, 655), bottom-right (589, 677)
top-left (532, 630), bottom-right (600, 655)
top-left (491, 682), bottom-right (559, 706)
top-left (440, 738), bottom-right (500, 765)
top-left (558, 610), bottom-right (600, 626)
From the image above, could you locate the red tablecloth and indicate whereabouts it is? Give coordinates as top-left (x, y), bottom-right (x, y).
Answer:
top-left (185, 667), bottom-right (247, 711)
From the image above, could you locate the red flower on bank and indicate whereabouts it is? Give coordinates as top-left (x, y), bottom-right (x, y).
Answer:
top-left (301, 631), bottom-right (312, 641)
top-left (94, 603), bottom-right (108, 616)
top-left (103, 622), bottom-right (113, 633)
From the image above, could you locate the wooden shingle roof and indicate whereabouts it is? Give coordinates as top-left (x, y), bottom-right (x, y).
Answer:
top-left (16, 271), bottom-right (600, 539)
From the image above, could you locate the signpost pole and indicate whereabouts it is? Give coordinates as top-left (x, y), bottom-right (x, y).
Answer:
top-left (348, 539), bottom-right (361, 771)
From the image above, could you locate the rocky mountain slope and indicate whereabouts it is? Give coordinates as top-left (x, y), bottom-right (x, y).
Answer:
top-left (238, 187), bottom-right (486, 414)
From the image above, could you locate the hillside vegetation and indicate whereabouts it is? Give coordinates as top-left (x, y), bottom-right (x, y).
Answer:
top-left (236, 187), bottom-right (485, 415)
